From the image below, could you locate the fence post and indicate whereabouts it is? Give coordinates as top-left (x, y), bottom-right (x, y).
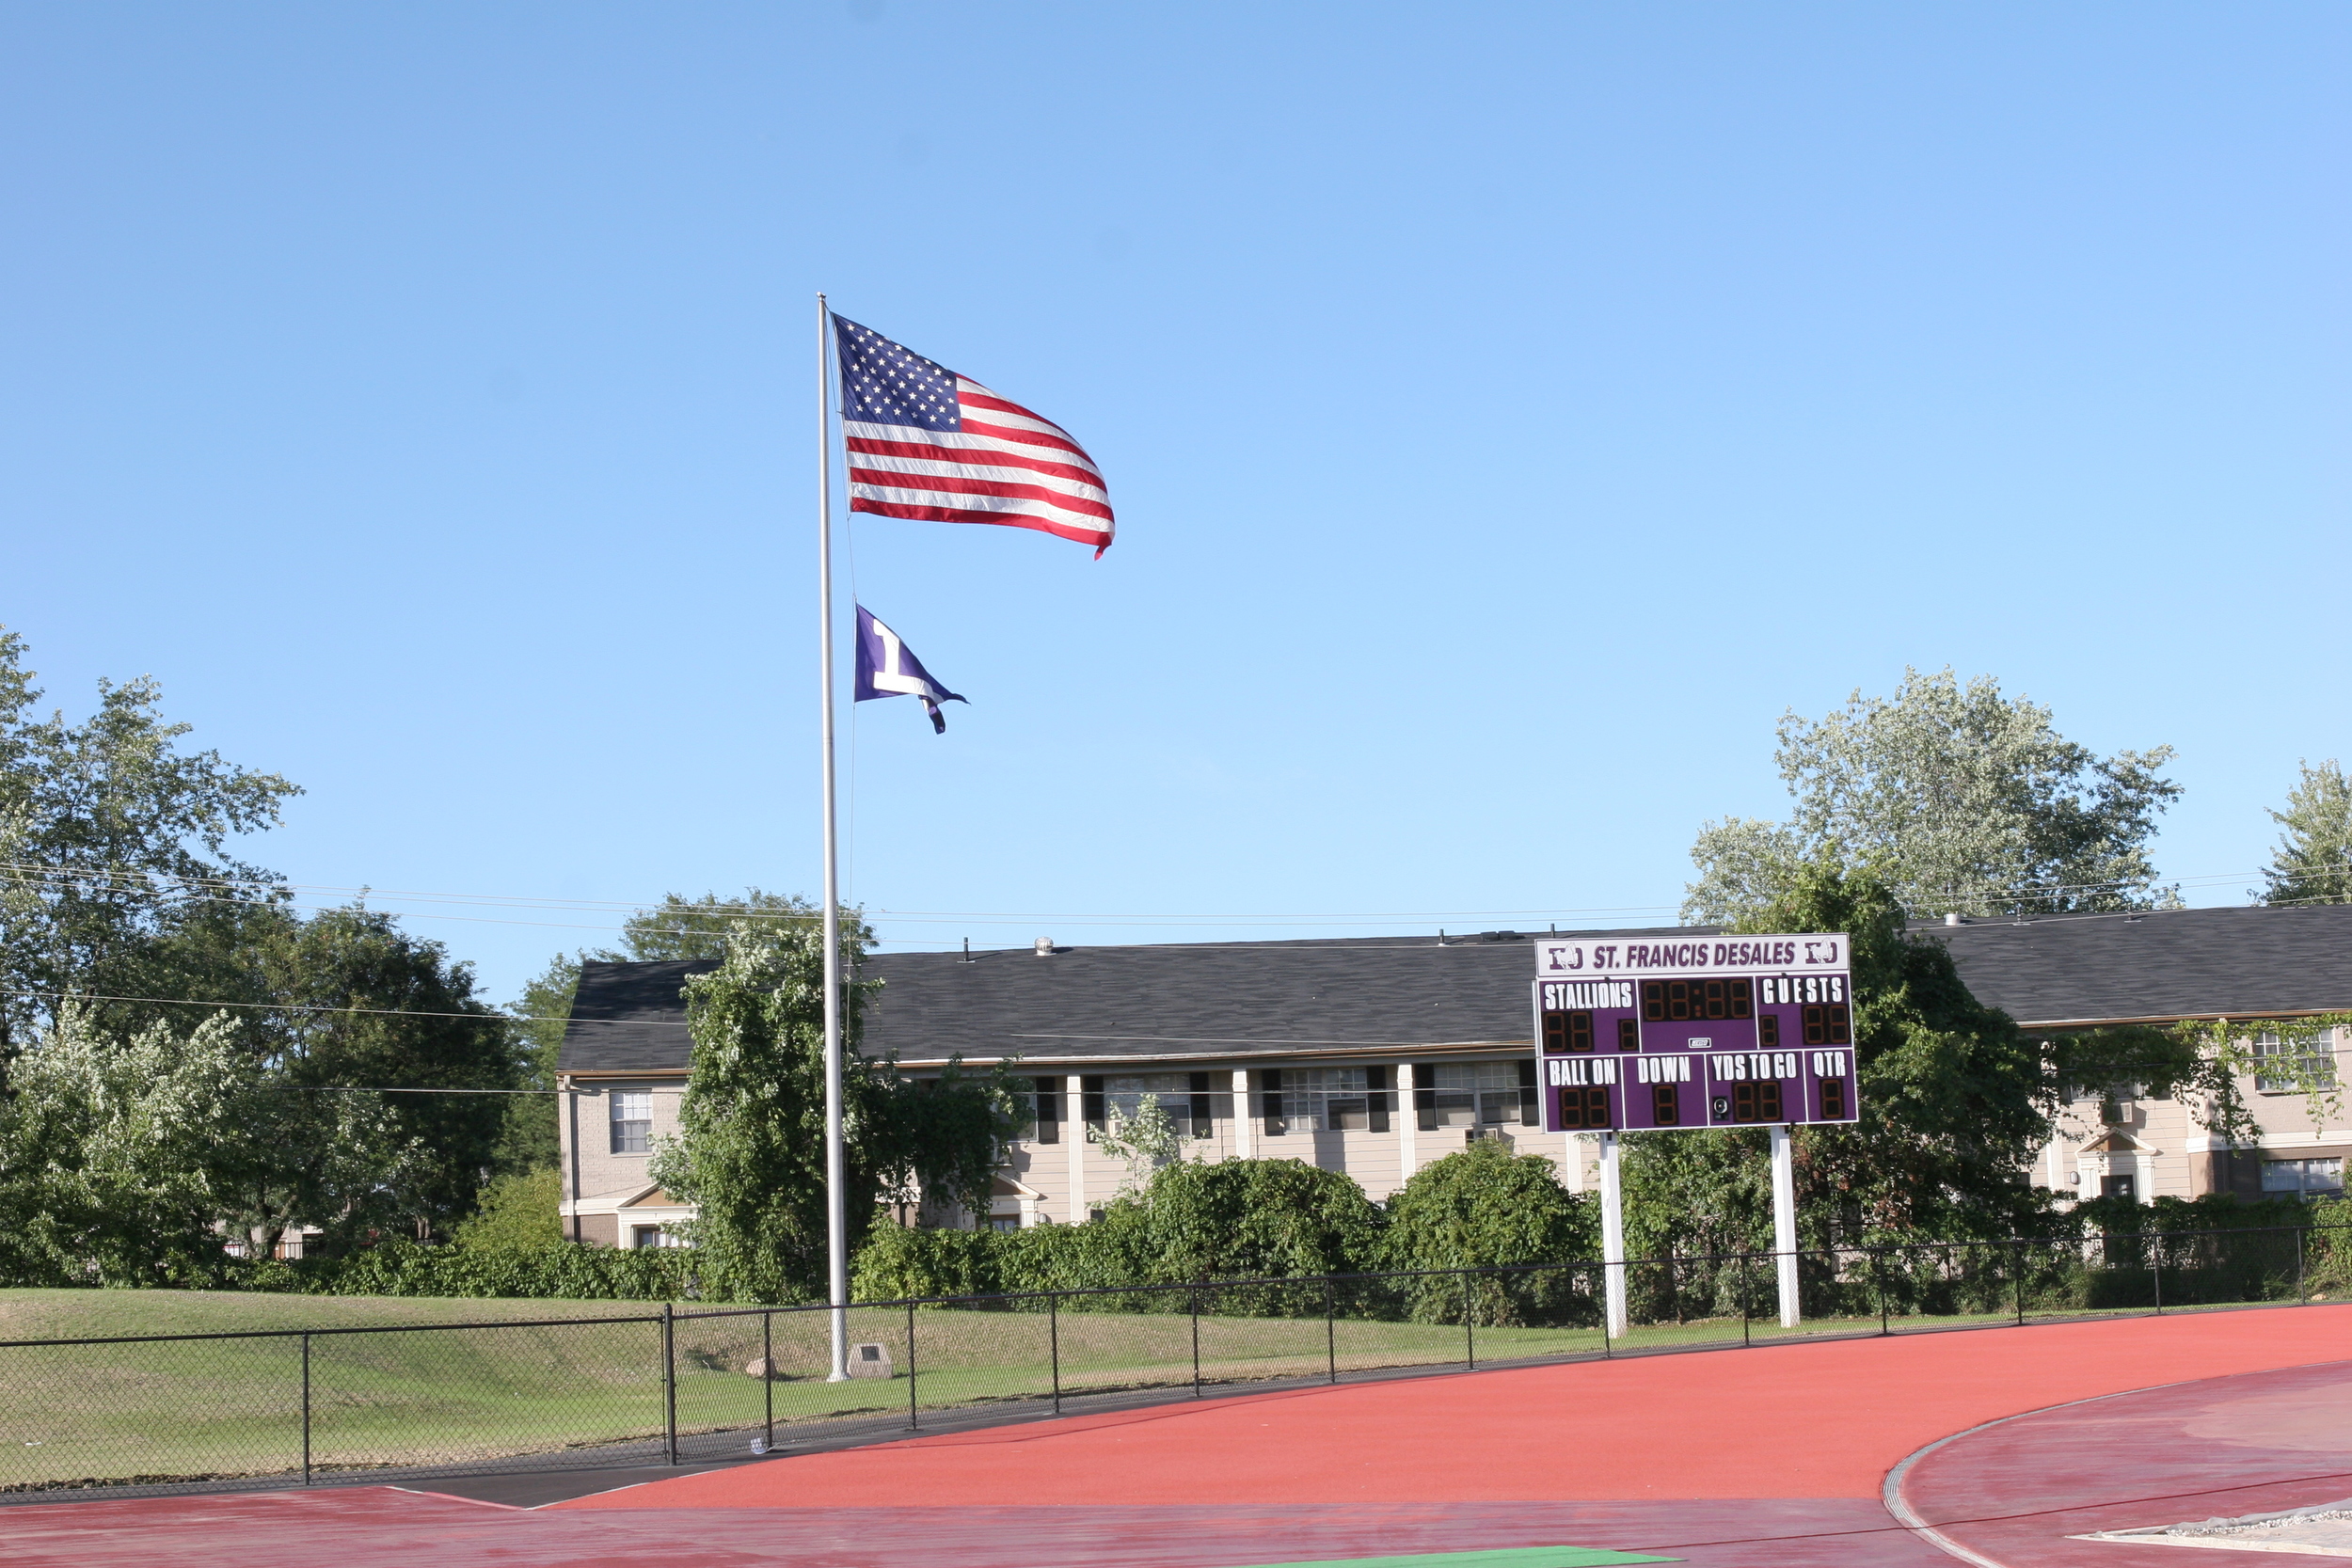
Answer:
top-left (1191, 1288), bottom-right (1202, 1398)
top-left (1049, 1291), bottom-right (1061, 1416)
top-left (1463, 1270), bottom-right (1475, 1370)
top-left (762, 1309), bottom-right (774, 1452)
top-left (1325, 1276), bottom-right (1337, 1385)
top-left (906, 1299), bottom-right (918, 1431)
top-left (1740, 1253), bottom-right (1751, 1348)
top-left (300, 1331), bottom-right (312, 1486)
top-left (2298, 1227), bottom-right (2309, 1306)
top-left (1877, 1249), bottom-right (1889, 1337)
top-left (1598, 1263), bottom-right (1612, 1358)
top-left (2011, 1240), bottom-right (2024, 1327)
top-left (662, 1302), bottom-right (678, 1465)
top-left (2152, 1231), bottom-right (2164, 1316)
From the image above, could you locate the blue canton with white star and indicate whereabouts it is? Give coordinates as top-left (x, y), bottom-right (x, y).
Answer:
top-left (834, 316), bottom-right (962, 432)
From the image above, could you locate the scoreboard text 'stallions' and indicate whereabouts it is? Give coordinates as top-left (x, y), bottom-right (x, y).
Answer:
top-left (1530, 934), bottom-right (1859, 1134)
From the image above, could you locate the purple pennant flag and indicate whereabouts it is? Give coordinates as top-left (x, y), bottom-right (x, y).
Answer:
top-left (853, 605), bottom-right (966, 734)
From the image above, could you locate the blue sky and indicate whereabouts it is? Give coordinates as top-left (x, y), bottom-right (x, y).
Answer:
top-left (5, 3), bottom-right (2345, 1002)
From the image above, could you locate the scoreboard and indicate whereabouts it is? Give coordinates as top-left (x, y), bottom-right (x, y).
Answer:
top-left (1532, 934), bottom-right (1859, 1134)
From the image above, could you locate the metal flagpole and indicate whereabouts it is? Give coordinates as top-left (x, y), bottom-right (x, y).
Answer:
top-left (817, 293), bottom-right (850, 1383)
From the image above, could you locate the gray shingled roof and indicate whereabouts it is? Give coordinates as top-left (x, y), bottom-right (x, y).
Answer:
top-left (554, 905), bottom-right (2352, 1076)
top-left (556, 958), bottom-right (714, 1073)
top-left (1921, 904), bottom-right (2352, 1028)
top-left (555, 929), bottom-right (1697, 1075)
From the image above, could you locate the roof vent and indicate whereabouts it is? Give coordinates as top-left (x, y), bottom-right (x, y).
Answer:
top-left (1033, 937), bottom-right (1056, 957)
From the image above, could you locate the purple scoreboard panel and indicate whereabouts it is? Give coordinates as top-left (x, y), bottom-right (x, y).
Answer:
top-left (1530, 934), bottom-right (1860, 1134)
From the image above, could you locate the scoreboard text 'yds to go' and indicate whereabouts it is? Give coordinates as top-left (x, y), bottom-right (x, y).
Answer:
top-left (1531, 934), bottom-right (1859, 1135)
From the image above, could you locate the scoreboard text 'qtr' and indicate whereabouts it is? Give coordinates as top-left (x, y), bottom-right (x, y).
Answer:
top-left (1531, 934), bottom-right (1858, 1134)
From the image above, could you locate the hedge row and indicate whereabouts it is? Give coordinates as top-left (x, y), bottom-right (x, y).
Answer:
top-left (224, 1239), bottom-right (702, 1300)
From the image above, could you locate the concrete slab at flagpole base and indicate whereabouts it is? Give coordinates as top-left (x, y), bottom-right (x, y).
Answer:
top-left (845, 1341), bottom-right (895, 1378)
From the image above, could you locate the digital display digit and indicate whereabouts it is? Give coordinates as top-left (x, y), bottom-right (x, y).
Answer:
top-left (1557, 1085), bottom-right (1610, 1129)
top-left (1801, 1003), bottom-right (1851, 1045)
top-left (1541, 1009), bottom-right (1597, 1053)
top-left (1641, 977), bottom-right (1753, 1022)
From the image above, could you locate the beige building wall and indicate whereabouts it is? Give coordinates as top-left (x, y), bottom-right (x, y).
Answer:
top-left (2028, 1026), bottom-right (2350, 1206)
top-left (557, 1052), bottom-right (1584, 1243)
top-left (560, 1076), bottom-right (691, 1246)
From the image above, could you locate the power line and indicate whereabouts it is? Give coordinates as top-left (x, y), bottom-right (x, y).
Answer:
top-left (0, 858), bottom-right (2282, 929)
top-left (0, 986), bottom-right (683, 1029)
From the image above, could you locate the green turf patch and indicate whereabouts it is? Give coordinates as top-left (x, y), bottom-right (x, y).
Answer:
top-left (1232, 1547), bottom-right (1677, 1568)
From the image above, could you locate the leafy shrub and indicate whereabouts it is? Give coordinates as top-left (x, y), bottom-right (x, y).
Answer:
top-left (853, 1224), bottom-right (1006, 1302)
top-left (226, 1240), bottom-right (700, 1300)
top-left (845, 1159), bottom-right (1382, 1314)
top-left (1136, 1159), bottom-right (1383, 1284)
top-left (451, 1168), bottom-right (562, 1249)
top-left (1381, 1141), bottom-right (1597, 1324)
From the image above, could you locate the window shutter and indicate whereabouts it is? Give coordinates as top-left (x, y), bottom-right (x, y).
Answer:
top-left (1033, 1075), bottom-right (1060, 1145)
top-left (1368, 1065), bottom-right (1391, 1132)
top-left (1260, 1069), bottom-right (1283, 1137)
top-left (1518, 1057), bottom-right (1539, 1126)
top-left (1415, 1063), bottom-right (1439, 1132)
top-left (1189, 1070), bottom-right (1214, 1130)
top-left (1082, 1075), bottom-right (1106, 1127)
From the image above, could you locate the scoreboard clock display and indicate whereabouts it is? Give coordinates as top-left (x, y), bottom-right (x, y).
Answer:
top-left (1530, 934), bottom-right (1858, 1134)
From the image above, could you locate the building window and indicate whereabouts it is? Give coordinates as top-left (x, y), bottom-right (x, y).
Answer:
top-left (1025, 1077), bottom-right (1061, 1144)
top-left (630, 1224), bottom-right (687, 1248)
top-left (1262, 1067), bottom-right (1391, 1135)
top-left (1419, 1062), bottom-right (1534, 1130)
top-left (1103, 1073), bottom-right (1226, 1135)
top-left (610, 1090), bottom-right (652, 1154)
top-left (988, 1213), bottom-right (1023, 1233)
top-left (2262, 1158), bottom-right (2344, 1198)
top-left (2256, 1029), bottom-right (2338, 1094)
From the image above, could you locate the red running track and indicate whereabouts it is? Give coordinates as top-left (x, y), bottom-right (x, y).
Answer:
top-left (7, 1307), bottom-right (2352, 1568)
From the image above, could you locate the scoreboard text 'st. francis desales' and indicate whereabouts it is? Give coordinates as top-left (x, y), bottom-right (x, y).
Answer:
top-left (1531, 934), bottom-right (1858, 1135)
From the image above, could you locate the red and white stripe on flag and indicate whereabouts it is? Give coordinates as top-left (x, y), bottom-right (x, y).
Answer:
top-left (834, 316), bottom-right (1114, 557)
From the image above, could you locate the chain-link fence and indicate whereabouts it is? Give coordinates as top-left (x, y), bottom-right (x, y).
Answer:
top-left (8, 1221), bottom-right (2347, 1499)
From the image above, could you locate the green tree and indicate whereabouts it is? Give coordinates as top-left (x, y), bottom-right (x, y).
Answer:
top-left (496, 892), bottom-right (834, 1176)
top-left (161, 904), bottom-right (521, 1245)
top-left (647, 923), bottom-right (1014, 1302)
top-left (0, 627), bottom-right (300, 1056)
top-left (2264, 759), bottom-right (2352, 907)
top-left (1087, 1093), bottom-right (1200, 1200)
top-left (1633, 859), bottom-right (2060, 1253)
top-left (494, 952), bottom-right (580, 1176)
top-left (613, 889), bottom-right (818, 960)
top-left (1685, 668), bottom-right (2178, 924)
top-left (0, 1011), bottom-right (261, 1286)
top-left (1634, 858), bottom-right (2242, 1256)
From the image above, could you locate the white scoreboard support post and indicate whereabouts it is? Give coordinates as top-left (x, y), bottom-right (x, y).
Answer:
top-left (1598, 1132), bottom-right (1628, 1338)
top-left (1531, 933), bottom-right (1856, 1338)
top-left (1769, 1124), bottom-right (1799, 1328)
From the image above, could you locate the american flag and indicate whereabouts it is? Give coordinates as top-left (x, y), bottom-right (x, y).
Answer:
top-left (834, 316), bottom-right (1115, 557)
